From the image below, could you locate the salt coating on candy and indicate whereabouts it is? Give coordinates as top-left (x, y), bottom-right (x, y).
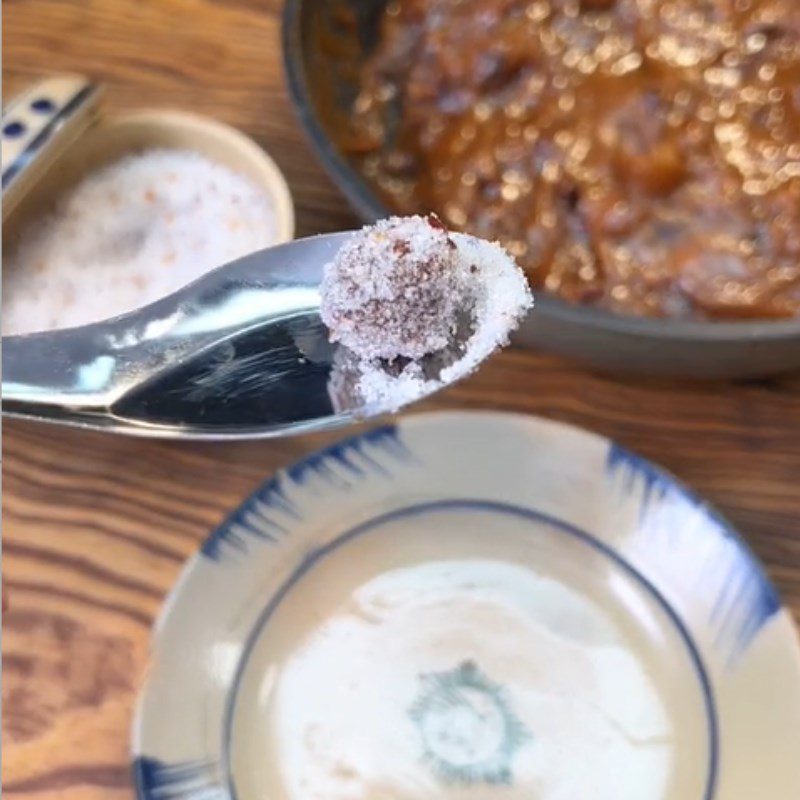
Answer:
top-left (320, 214), bottom-right (469, 362)
top-left (321, 215), bottom-right (533, 411)
top-left (3, 149), bottom-right (276, 335)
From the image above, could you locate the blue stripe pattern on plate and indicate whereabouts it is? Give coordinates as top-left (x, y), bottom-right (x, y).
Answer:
top-left (133, 757), bottom-right (223, 800)
top-left (202, 425), bottom-right (412, 561)
top-left (606, 443), bottom-right (780, 665)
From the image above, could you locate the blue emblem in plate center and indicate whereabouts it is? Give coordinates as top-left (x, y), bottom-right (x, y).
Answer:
top-left (409, 660), bottom-right (530, 785)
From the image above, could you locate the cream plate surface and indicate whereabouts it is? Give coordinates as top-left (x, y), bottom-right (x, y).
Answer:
top-left (133, 411), bottom-right (800, 799)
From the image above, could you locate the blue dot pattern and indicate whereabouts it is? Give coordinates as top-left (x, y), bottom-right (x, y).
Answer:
top-left (3, 121), bottom-right (26, 137)
top-left (31, 97), bottom-right (56, 113)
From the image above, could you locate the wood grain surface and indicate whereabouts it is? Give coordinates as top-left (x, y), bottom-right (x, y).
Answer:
top-left (3, 1), bottom-right (800, 798)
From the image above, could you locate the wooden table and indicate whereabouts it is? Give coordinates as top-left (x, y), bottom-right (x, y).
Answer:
top-left (3, 1), bottom-right (800, 797)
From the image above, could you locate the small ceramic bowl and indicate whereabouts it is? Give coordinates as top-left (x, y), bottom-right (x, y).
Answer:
top-left (2, 74), bottom-right (294, 279)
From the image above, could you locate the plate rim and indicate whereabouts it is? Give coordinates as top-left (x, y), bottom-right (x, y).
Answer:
top-left (132, 409), bottom-right (800, 799)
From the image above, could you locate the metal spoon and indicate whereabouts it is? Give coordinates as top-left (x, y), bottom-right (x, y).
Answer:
top-left (2, 231), bottom-right (395, 440)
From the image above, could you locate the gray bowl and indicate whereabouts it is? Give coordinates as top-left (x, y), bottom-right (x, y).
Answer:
top-left (282, 0), bottom-right (800, 378)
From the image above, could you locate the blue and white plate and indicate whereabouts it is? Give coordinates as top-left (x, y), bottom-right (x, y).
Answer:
top-left (133, 411), bottom-right (800, 800)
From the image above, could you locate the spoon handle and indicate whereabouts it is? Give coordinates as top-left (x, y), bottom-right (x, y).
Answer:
top-left (2, 233), bottom-right (352, 437)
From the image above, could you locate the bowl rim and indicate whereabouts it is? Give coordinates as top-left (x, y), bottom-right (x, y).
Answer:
top-left (281, 0), bottom-right (800, 344)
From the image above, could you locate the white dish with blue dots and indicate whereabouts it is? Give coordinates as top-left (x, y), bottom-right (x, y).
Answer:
top-left (133, 411), bottom-right (800, 799)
